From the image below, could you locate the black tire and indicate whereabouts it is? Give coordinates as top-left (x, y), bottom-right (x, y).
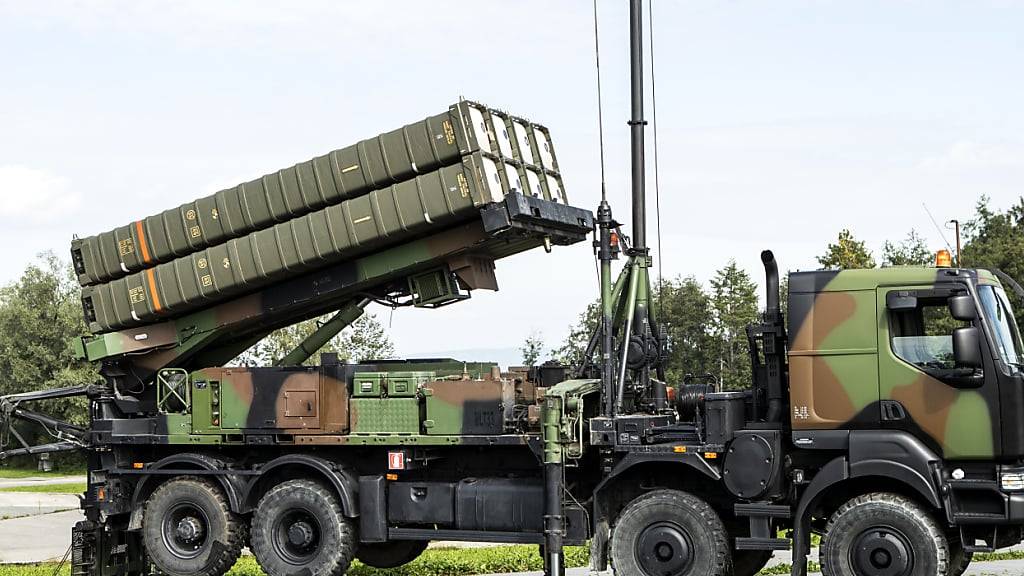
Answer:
top-left (820, 493), bottom-right (948, 576)
top-left (732, 550), bottom-right (773, 576)
top-left (250, 479), bottom-right (356, 576)
top-left (947, 536), bottom-right (973, 576)
top-left (142, 476), bottom-right (244, 576)
top-left (356, 540), bottom-right (428, 568)
top-left (611, 489), bottom-right (731, 576)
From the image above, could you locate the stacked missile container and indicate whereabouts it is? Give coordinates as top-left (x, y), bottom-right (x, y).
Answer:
top-left (73, 101), bottom-right (568, 334)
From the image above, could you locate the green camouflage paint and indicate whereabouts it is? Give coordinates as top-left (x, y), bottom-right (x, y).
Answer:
top-left (789, 267), bottom-right (1001, 459)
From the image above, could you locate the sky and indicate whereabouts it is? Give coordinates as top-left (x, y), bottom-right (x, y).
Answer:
top-left (1, 1), bottom-right (1022, 366)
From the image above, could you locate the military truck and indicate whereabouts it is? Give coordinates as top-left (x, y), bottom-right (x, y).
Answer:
top-left (4, 2), bottom-right (1024, 576)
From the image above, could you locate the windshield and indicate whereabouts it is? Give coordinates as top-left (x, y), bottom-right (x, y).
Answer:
top-left (978, 285), bottom-right (1024, 367)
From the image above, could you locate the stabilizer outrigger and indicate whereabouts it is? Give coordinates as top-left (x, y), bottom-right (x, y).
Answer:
top-left (0, 385), bottom-right (94, 461)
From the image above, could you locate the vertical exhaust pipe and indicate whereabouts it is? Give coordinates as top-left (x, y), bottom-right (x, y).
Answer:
top-left (760, 250), bottom-right (785, 423)
top-left (762, 250), bottom-right (780, 317)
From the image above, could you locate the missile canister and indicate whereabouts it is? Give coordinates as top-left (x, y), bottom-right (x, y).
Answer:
top-left (80, 152), bottom-right (560, 334)
top-left (71, 101), bottom-right (562, 287)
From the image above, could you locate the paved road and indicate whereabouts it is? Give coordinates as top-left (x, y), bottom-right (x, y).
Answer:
top-left (0, 475), bottom-right (83, 520)
top-left (0, 510), bottom-right (80, 563)
top-left (0, 476), bottom-right (86, 489)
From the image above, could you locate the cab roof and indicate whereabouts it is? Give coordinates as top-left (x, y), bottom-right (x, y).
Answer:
top-left (789, 267), bottom-right (997, 293)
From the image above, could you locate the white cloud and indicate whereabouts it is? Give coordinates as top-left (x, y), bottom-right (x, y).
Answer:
top-left (0, 165), bottom-right (79, 224)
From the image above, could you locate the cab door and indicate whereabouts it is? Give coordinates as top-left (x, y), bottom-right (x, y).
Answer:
top-left (876, 284), bottom-right (1000, 459)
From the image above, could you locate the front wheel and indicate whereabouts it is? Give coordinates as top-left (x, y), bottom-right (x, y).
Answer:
top-left (250, 479), bottom-right (356, 576)
top-left (820, 492), bottom-right (949, 576)
top-left (611, 489), bottom-right (731, 576)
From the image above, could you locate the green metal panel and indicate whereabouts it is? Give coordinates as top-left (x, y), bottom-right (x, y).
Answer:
top-left (350, 397), bottom-right (420, 434)
top-left (71, 100), bottom-right (563, 287)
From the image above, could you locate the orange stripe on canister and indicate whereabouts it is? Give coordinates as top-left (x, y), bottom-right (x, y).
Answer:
top-left (135, 220), bottom-right (153, 264)
top-left (146, 268), bottom-right (162, 313)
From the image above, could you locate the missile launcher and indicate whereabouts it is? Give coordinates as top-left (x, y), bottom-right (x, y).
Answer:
top-left (71, 101), bottom-right (561, 287)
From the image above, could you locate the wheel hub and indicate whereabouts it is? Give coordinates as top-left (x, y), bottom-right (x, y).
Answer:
top-left (288, 521), bottom-right (316, 547)
top-left (273, 509), bottom-right (322, 564)
top-left (175, 517), bottom-right (205, 543)
top-left (162, 503), bottom-right (210, 560)
top-left (852, 528), bottom-right (913, 576)
top-left (636, 521), bottom-right (693, 575)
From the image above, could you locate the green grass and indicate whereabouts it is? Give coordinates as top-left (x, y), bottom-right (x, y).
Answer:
top-left (758, 562), bottom-right (820, 575)
top-left (976, 549), bottom-right (1024, 562)
top-left (0, 545), bottom-right (589, 576)
top-left (0, 482), bottom-right (86, 494)
top-left (0, 466), bottom-right (85, 479)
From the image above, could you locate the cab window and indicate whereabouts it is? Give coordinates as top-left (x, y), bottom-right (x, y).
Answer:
top-left (888, 293), bottom-right (968, 373)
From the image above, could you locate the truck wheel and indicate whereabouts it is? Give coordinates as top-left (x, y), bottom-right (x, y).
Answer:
top-left (142, 476), bottom-right (244, 576)
top-left (611, 489), bottom-right (731, 576)
top-left (820, 493), bottom-right (948, 576)
top-left (356, 540), bottom-right (428, 568)
top-left (732, 550), bottom-right (773, 576)
top-left (250, 479), bottom-right (356, 576)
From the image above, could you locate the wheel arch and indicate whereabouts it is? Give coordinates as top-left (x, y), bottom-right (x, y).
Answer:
top-left (244, 454), bottom-right (359, 518)
top-left (128, 453), bottom-right (245, 530)
top-left (593, 452), bottom-right (723, 521)
top-left (589, 452), bottom-right (724, 572)
top-left (791, 433), bottom-right (944, 576)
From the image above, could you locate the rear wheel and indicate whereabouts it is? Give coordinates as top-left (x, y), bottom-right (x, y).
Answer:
top-left (611, 489), bottom-right (731, 576)
top-left (142, 476), bottom-right (243, 576)
top-left (356, 540), bottom-right (428, 568)
top-left (250, 479), bottom-right (356, 576)
top-left (820, 493), bottom-right (948, 576)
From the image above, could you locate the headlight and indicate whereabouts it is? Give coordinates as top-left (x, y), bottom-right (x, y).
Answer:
top-left (1001, 472), bottom-right (1024, 491)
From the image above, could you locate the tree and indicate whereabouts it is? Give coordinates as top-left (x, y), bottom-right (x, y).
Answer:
top-left (960, 196), bottom-right (1024, 326)
top-left (554, 301), bottom-right (599, 369)
top-left (882, 229), bottom-right (932, 267)
top-left (709, 261), bottom-right (759, 390)
top-left (0, 253), bottom-right (96, 467)
top-left (235, 313), bottom-right (394, 366)
top-left (651, 276), bottom-right (715, 384)
top-left (520, 331), bottom-right (545, 366)
top-left (817, 229), bottom-right (876, 269)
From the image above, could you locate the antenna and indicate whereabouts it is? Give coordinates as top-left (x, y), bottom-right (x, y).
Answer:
top-left (629, 0), bottom-right (647, 251)
top-left (923, 202), bottom-right (955, 255)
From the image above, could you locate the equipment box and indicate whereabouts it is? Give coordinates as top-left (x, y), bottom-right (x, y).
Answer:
top-left (705, 391), bottom-right (746, 448)
top-left (386, 371), bottom-right (434, 398)
top-left (388, 481), bottom-right (455, 526)
top-left (423, 380), bottom-right (503, 435)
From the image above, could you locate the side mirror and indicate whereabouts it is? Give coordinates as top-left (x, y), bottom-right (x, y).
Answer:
top-left (953, 326), bottom-right (982, 368)
top-left (949, 295), bottom-right (976, 321)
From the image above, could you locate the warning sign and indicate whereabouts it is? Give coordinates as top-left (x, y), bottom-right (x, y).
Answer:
top-left (388, 451), bottom-right (405, 470)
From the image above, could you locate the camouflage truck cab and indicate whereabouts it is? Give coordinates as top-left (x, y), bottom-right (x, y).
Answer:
top-left (788, 267), bottom-right (1024, 460)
